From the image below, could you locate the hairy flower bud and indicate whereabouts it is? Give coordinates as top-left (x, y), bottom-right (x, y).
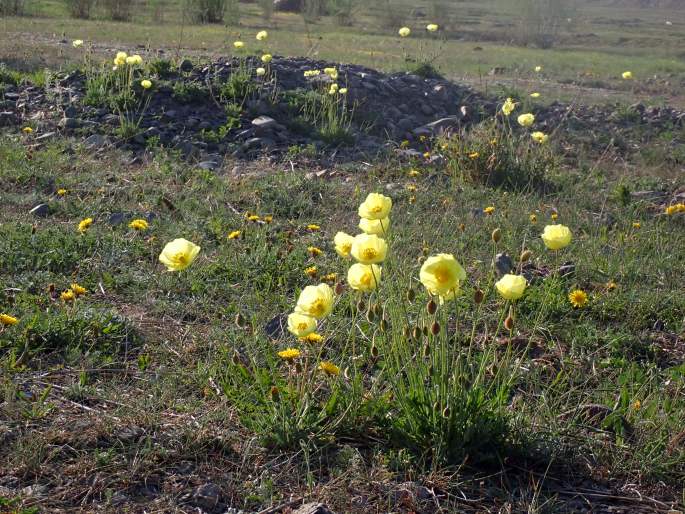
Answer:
top-left (426, 299), bottom-right (438, 315)
top-left (520, 250), bottom-right (533, 262)
top-left (491, 228), bottom-right (502, 243)
top-left (474, 288), bottom-right (484, 304)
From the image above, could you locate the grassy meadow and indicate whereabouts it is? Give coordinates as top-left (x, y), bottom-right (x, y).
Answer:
top-left (1, 1), bottom-right (685, 513)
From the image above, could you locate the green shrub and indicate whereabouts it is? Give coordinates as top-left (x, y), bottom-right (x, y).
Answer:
top-left (185, 0), bottom-right (230, 24)
top-left (0, 0), bottom-right (26, 16)
top-left (102, 0), bottom-right (134, 21)
top-left (62, 0), bottom-right (95, 19)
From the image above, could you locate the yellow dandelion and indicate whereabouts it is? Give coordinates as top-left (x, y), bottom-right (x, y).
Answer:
top-left (263, 215), bottom-right (273, 223)
top-left (305, 266), bottom-right (318, 277)
top-left (632, 221), bottom-right (641, 229)
top-left (57, 188), bottom-right (67, 196)
top-left (70, 283), bottom-right (87, 296)
top-left (406, 184), bottom-right (417, 192)
top-left (483, 206), bottom-right (495, 215)
top-left (568, 289), bottom-right (588, 308)
top-left (632, 399), bottom-right (641, 410)
top-left (278, 348), bottom-right (301, 361)
top-left (0, 314), bottom-right (19, 326)
top-left (61, 290), bottom-right (75, 302)
top-left (530, 214), bottom-right (537, 223)
top-left (300, 333), bottom-right (324, 344)
top-left (606, 281), bottom-right (617, 291)
top-left (408, 169), bottom-right (420, 177)
top-left (247, 214), bottom-right (260, 222)
top-left (22, 126), bottom-right (33, 134)
top-left (318, 361), bottom-right (340, 376)
top-left (551, 213), bottom-right (558, 221)
top-left (129, 219), bottom-right (149, 231)
top-left (530, 92), bottom-right (541, 98)
top-left (228, 230), bottom-right (241, 239)
top-left (308, 246), bottom-right (323, 257)
top-left (307, 224), bottom-right (320, 231)
top-left (78, 217), bottom-right (93, 233)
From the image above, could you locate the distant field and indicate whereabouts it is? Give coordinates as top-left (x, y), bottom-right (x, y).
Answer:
top-left (2, 0), bottom-right (685, 106)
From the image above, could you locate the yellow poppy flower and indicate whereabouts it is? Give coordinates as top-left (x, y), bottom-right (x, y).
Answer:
top-left (233, 41), bottom-right (244, 49)
top-left (358, 192), bottom-right (392, 220)
top-left (426, 23), bottom-right (438, 32)
top-left (295, 283), bottom-right (334, 319)
top-left (501, 97), bottom-right (516, 116)
top-left (399, 27), bottom-right (411, 37)
top-left (350, 234), bottom-right (388, 264)
top-left (334, 232), bottom-right (354, 259)
top-left (256, 30), bottom-right (268, 41)
top-left (256, 67), bottom-right (266, 76)
top-left (531, 131), bottom-right (548, 143)
top-left (495, 274), bottom-right (527, 301)
top-left (287, 312), bottom-right (317, 337)
top-left (541, 224), bottom-right (572, 250)
top-left (622, 71), bottom-right (633, 80)
top-left (158, 238), bottom-right (201, 271)
top-left (261, 53), bottom-right (272, 63)
top-left (517, 113), bottom-right (535, 127)
top-left (420, 253), bottom-right (466, 299)
top-left (141, 79), bottom-right (152, 89)
top-left (347, 263), bottom-right (381, 292)
top-left (358, 217), bottom-right (390, 236)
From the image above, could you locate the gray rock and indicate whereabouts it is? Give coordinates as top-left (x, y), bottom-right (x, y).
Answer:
top-left (29, 203), bottom-right (50, 217)
top-left (35, 132), bottom-right (57, 142)
top-left (58, 117), bottom-right (80, 129)
top-left (84, 134), bottom-right (108, 149)
top-left (191, 482), bottom-right (222, 511)
top-left (197, 160), bottom-right (219, 171)
top-left (292, 503), bottom-right (336, 514)
top-left (251, 115), bottom-right (279, 134)
top-left (413, 116), bottom-right (460, 137)
top-left (179, 59), bottom-right (194, 73)
top-left (494, 253), bottom-right (513, 277)
top-left (108, 212), bottom-right (125, 226)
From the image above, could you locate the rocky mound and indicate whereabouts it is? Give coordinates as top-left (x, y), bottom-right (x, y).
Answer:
top-left (1, 56), bottom-right (684, 164)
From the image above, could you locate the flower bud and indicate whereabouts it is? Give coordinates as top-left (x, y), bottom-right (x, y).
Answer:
top-left (372, 303), bottom-right (382, 317)
top-left (422, 342), bottom-right (430, 357)
top-left (474, 288), bottom-right (484, 304)
top-left (380, 319), bottom-right (389, 332)
top-left (442, 406), bottom-right (450, 418)
top-left (412, 327), bottom-right (422, 340)
top-left (406, 288), bottom-right (416, 302)
top-left (370, 344), bottom-right (379, 358)
top-left (402, 326), bottom-right (411, 339)
top-left (234, 312), bottom-right (246, 327)
top-left (431, 321), bottom-right (441, 335)
top-left (422, 325), bottom-right (429, 336)
top-left (520, 250), bottom-right (532, 262)
top-left (366, 308), bottom-right (376, 322)
top-left (504, 307), bottom-right (514, 331)
top-left (335, 282), bottom-right (345, 295)
top-left (270, 386), bottom-right (280, 401)
top-left (231, 351), bottom-right (241, 365)
top-left (294, 362), bottom-right (303, 373)
top-left (356, 299), bottom-right (366, 312)
top-left (426, 299), bottom-right (438, 315)
top-left (491, 228), bottom-right (502, 243)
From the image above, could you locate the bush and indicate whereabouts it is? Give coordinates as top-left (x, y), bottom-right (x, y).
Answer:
top-left (329, 0), bottom-right (358, 26)
top-left (258, 0), bottom-right (273, 21)
top-left (63, 0), bottom-right (95, 19)
top-left (102, 0), bottom-right (134, 21)
top-left (185, 0), bottom-right (236, 23)
top-left (502, 0), bottom-right (578, 48)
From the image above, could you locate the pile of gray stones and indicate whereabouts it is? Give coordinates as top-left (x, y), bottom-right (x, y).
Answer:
top-left (1, 55), bottom-right (684, 165)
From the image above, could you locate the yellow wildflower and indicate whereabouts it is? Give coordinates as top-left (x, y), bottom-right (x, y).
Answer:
top-left (502, 97), bottom-right (516, 116)
top-left (263, 215), bottom-right (273, 223)
top-left (233, 41), bottom-right (245, 49)
top-left (334, 232), bottom-right (354, 259)
top-left (531, 131), bottom-right (548, 143)
top-left (256, 30), bottom-right (268, 41)
top-left (420, 253), bottom-right (466, 299)
top-left (358, 192), bottom-right (392, 220)
top-left (606, 281), bottom-right (617, 291)
top-left (70, 283), bottom-right (87, 296)
top-left (568, 289), bottom-right (588, 308)
top-left (426, 23), bottom-right (439, 32)
top-left (72, 39), bottom-right (84, 48)
top-left (308, 246), bottom-right (323, 257)
top-left (408, 169), bottom-right (420, 177)
top-left (278, 348), bottom-right (301, 361)
top-left (141, 79), bottom-right (152, 89)
top-left (22, 127), bottom-right (33, 134)
top-left (468, 151), bottom-right (480, 159)
top-left (632, 222), bottom-right (640, 229)
top-left (256, 67), bottom-right (266, 76)
top-left (295, 283), bottom-right (334, 319)
top-left (61, 290), bottom-right (75, 302)
top-left (517, 113), bottom-right (535, 127)
top-left (347, 263), bottom-right (381, 292)
top-left (307, 224), bottom-right (320, 231)
top-left (247, 214), bottom-right (260, 222)
top-left (158, 238), bottom-right (201, 271)
top-left (287, 312), bottom-right (317, 337)
top-left (530, 214), bottom-right (537, 223)
top-left (78, 217), bottom-right (93, 233)
top-left (398, 27), bottom-right (411, 37)
top-left (0, 314), bottom-right (19, 326)
top-left (318, 361), bottom-right (340, 376)
top-left (57, 188), bottom-right (67, 196)
top-left (483, 206), bottom-right (495, 215)
top-left (622, 71), bottom-right (633, 80)
top-left (305, 266), bottom-right (318, 277)
top-left (530, 92), bottom-right (541, 98)
top-left (350, 234), bottom-right (388, 264)
top-left (322, 272), bottom-right (337, 283)
top-left (129, 219), bottom-right (149, 231)
top-left (301, 333), bottom-right (324, 344)
top-left (551, 213), bottom-right (558, 221)
top-left (261, 53), bottom-right (272, 63)
top-left (535, 66), bottom-right (543, 72)
top-left (541, 224), bottom-right (572, 250)
top-left (358, 217), bottom-right (390, 236)
top-left (495, 274), bottom-right (527, 301)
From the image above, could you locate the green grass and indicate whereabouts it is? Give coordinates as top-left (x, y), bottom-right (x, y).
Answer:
top-left (0, 119), bottom-right (683, 510)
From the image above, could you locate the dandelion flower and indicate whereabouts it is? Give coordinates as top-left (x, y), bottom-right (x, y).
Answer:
top-left (426, 23), bottom-right (439, 32)
top-left (622, 71), bottom-right (633, 80)
top-left (501, 97), bottom-right (516, 116)
top-left (233, 41), bottom-right (245, 49)
top-left (70, 283), bottom-right (87, 296)
top-left (256, 30), bottom-right (268, 41)
top-left (568, 289), bottom-right (588, 308)
top-left (468, 151), bottom-right (480, 159)
top-left (541, 224), bottom-right (572, 250)
top-left (307, 224), bottom-right (320, 231)
top-left (141, 79), bottom-right (152, 89)
top-left (261, 53), bottom-right (272, 63)
top-left (334, 232), bottom-right (354, 259)
top-left (606, 281), bottom-right (617, 291)
top-left (338, 87), bottom-right (348, 95)
top-left (278, 348), bottom-right (301, 361)
top-left (535, 65), bottom-right (543, 72)
top-left (72, 39), bottom-right (84, 48)
top-left (158, 238), bottom-right (201, 271)
top-left (420, 253), bottom-right (466, 299)
top-left (308, 246), bottom-right (323, 257)
top-left (287, 312), bottom-right (317, 337)
top-left (517, 113), bottom-right (535, 127)
top-left (61, 290), bottom-right (75, 302)
top-left (305, 266), bottom-right (318, 277)
top-left (358, 192), bottom-right (392, 220)
top-left (22, 127), bottom-right (33, 134)
top-left (408, 169), bottom-right (420, 177)
top-left (78, 217), bottom-right (93, 233)
top-left (551, 213), bottom-right (558, 221)
top-left (399, 27), bottom-right (411, 37)
top-left (359, 217), bottom-right (390, 236)
top-left (483, 206), bottom-right (495, 215)
top-left (295, 283), bottom-right (334, 319)
top-left (263, 215), bottom-right (273, 223)
top-left (350, 234), bottom-right (388, 264)
top-left (322, 272), bottom-right (337, 283)
top-left (531, 131), bottom-right (548, 144)
top-left (247, 214), bottom-right (260, 222)
top-left (301, 333), bottom-right (324, 344)
top-left (256, 67), bottom-right (266, 76)
top-left (530, 214), bottom-right (537, 223)
top-left (318, 361), bottom-right (340, 376)
top-left (347, 263), bottom-right (381, 292)
top-left (632, 221), bottom-right (641, 229)
top-left (129, 219), bottom-right (149, 231)
top-left (0, 314), bottom-right (19, 326)
top-left (228, 230), bottom-right (241, 239)
top-left (530, 92), bottom-right (541, 98)
top-left (495, 274), bottom-right (527, 301)
top-left (665, 204), bottom-right (684, 215)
